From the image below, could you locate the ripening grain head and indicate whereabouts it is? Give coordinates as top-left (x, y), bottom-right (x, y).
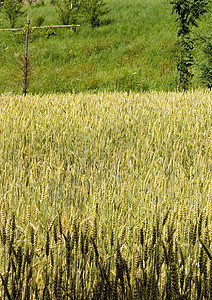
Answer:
top-left (0, 90), bottom-right (211, 298)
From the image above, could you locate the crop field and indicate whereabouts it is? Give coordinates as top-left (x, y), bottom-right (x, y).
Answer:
top-left (0, 90), bottom-right (211, 299)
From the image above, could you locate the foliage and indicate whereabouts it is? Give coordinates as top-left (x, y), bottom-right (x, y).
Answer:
top-left (0, 91), bottom-right (212, 298)
top-left (35, 0), bottom-right (44, 8)
top-left (33, 14), bottom-right (45, 27)
top-left (171, 0), bottom-right (209, 36)
top-left (27, 0), bottom-right (33, 6)
top-left (53, 0), bottom-right (81, 25)
top-left (3, 0), bottom-right (24, 28)
top-left (171, 0), bottom-right (209, 90)
top-left (82, 0), bottom-right (110, 28)
top-left (44, 25), bottom-right (56, 38)
top-left (199, 36), bottom-right (212, 89)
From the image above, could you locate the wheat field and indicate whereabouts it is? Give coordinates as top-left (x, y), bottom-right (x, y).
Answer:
top-left (0, 90), bottom-right (211, 299)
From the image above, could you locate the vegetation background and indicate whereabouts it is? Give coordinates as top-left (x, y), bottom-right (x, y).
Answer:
top-left (0, 0), bottom-right (211, 94)
top-left (0, 1), bottom-right (212, 298)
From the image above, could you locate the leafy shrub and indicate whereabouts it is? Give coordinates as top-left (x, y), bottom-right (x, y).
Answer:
top-left (199, 36), bottom-right (212, 89)
top-left (34, 14), bottom-right (45, 27)
top-left (3, 0), bottom-right (24, 28)
top-left (82, 0), bottom-right (110, 28)
top-left (171, 0), bottom-right (209, 90)
top-left (44, 26), bottom-right (56, 38)
top-left (53, 0), bottom-right (80, 25)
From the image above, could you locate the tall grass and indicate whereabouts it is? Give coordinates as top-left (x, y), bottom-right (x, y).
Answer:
top-left (0, 90), bottom-right (211, 298)
top-left (1, 0), bottom-right (211, 94)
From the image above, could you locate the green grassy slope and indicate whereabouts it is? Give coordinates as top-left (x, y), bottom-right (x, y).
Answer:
top-left (0, 0), bottom-right (211, 94)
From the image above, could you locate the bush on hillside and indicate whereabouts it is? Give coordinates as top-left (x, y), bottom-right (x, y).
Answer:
top-left (82, 0), bottom-right (110, 28)
top-left (3, 0), bottom-right (24, 28)
top-left (171, 0), bottom-right (209, 90)
top-left (199, 36), bottom-right (212, 89)
top-left (53, 0), bottom-right (81, 25)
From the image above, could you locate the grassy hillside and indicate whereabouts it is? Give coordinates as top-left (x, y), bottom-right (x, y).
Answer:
top-left (0, 91), bottom-right (211, 298)
top-left (0, 0), bottom-right (211, 94)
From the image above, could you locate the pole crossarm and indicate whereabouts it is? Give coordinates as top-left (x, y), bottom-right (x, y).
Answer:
top-left (0, 20), bottom-right (80, 95)
top-left (0, 24), bottom-right (80, 31)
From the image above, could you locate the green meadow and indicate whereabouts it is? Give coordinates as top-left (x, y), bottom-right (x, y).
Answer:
top-left (0, 0), bottom-right (211, 94)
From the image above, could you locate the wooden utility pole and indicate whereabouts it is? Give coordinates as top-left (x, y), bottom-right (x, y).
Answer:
top-left (0, 22), bottom-right (80, 94)
top-left (23, 19), bottom-right (30, 96)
